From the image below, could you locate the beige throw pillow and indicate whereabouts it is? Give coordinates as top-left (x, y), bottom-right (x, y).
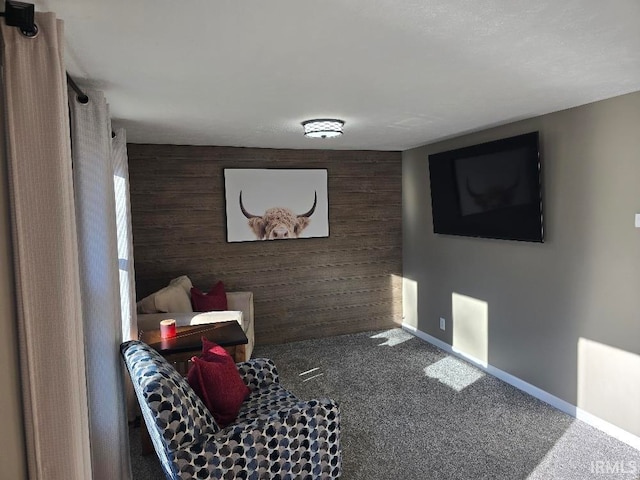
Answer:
top-left (154, 283), bottom-right (193, 313)
top-left (137, 293), bottom-right (159, 314)
top-left (135, 275), bottom-right (195, 314)
top-left (169, 275), bottom-right (193, 297)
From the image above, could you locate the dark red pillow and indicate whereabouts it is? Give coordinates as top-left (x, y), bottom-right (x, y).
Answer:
top-left (191, 281), bottom-right (228, 312)
top-left (187, 337), bottom-right (249, 427)
top-left (200, 336), bottom-right (231, 362)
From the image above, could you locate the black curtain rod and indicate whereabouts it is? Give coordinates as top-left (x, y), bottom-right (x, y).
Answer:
top-left (66, 73), bottom-right (89, 104)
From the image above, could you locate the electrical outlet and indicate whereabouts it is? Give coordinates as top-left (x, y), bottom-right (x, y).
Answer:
top-left (439, 317), bottom-right (446, 331)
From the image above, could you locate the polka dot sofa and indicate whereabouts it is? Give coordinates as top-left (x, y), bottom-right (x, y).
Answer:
top-left (121, 340), bottom-right (342, 479)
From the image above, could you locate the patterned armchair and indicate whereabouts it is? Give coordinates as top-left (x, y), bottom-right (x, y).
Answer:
top-left (121, 340), bottom-right (342, 479)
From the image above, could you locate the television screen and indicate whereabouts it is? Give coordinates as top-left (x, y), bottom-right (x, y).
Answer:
top-left (428, 132), bottom-right (543, 242)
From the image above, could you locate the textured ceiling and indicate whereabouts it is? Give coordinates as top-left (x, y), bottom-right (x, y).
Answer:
top-left (35, 0), bottom-right (640, 150)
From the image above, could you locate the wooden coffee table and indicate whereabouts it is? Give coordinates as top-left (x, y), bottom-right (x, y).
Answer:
top-left (139, 321), bottom-right (248, 372)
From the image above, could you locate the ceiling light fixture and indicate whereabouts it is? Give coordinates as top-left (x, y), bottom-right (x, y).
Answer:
top-left (302, 119), bottom-right (345, 139)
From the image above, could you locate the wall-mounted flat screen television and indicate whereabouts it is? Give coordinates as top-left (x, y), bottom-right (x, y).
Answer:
top-left (428, 132), bottom-right (543, 242)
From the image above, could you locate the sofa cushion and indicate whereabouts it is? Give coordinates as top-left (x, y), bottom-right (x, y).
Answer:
top-left (191, 281), bottom-right (228, 312)
top-left (187, 338), bottom-right (250, 427)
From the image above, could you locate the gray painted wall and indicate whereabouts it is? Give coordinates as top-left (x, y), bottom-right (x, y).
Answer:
top-left (0, 90), bottom-right (27, 478)
top-left (403, 91), bottom-right (640, 437)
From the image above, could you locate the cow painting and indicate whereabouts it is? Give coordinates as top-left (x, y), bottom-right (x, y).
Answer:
top-left (224, 168), bottom-right (328, 242)
top-left (239, 190), bottom-right (317, 240)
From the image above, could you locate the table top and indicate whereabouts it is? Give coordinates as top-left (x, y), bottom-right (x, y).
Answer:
top-left (139, 320), bottom-right (248, 356)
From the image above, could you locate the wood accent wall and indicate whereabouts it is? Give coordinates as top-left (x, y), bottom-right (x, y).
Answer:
top-left (128, 144), bottom-right (402, 345)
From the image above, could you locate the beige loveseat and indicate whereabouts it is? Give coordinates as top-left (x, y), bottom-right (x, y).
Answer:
top-left (136, 276), bottom-right (254, 361)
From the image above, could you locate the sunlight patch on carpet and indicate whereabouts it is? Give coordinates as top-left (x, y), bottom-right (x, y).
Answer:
top-left (303, 373), bottom-right (324, 383)
top-left (525, 421), bottom-right (640, 479)
top-left (299, 367), bottom-right (324, 383)
top-left (424, 356), bottom-right (485, 392)
top-left (370, 329), bottom-right (413, 347)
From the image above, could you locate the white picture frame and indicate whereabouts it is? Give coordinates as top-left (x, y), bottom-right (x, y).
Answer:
top-left (224, 168), bottom-right (329, 242)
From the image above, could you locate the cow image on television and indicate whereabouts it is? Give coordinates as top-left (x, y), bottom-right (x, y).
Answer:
top-left (239, 191), bottom-right (317, 240)
top-left (465, 175), bottom-right (520, 212)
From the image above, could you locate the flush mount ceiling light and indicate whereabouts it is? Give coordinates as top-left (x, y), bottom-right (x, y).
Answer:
top-left (302, 119), bottom-right (345, 138)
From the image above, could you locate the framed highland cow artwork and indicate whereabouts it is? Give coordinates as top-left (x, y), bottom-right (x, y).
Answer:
top-left (224, 168), bottom-right (329, 242)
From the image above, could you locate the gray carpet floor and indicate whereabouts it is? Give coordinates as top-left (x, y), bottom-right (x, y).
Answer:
top-left (130, 328), bottom-right (640, 479)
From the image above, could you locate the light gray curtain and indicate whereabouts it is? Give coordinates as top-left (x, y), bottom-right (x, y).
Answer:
top-left (1, 12), bottom-right (92, 479)
top-left (69, 90), bottom-right (132, 480)
top-left (112, 127), bottom-right (139, 419)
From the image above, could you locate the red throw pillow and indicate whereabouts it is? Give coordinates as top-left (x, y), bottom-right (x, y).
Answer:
top-left (200, 336), bottom-right (231, 362)
top-left (191, 281), bottom-right (228, 312)
top-left (187, 337), bottom-right (249, 427)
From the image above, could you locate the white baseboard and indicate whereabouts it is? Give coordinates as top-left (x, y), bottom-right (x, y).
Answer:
top-left (402, 323), bottom-right (640, 451)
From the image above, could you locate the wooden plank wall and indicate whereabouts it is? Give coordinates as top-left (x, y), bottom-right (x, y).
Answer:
top-left (128, 144), bottom-right (402, 345)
